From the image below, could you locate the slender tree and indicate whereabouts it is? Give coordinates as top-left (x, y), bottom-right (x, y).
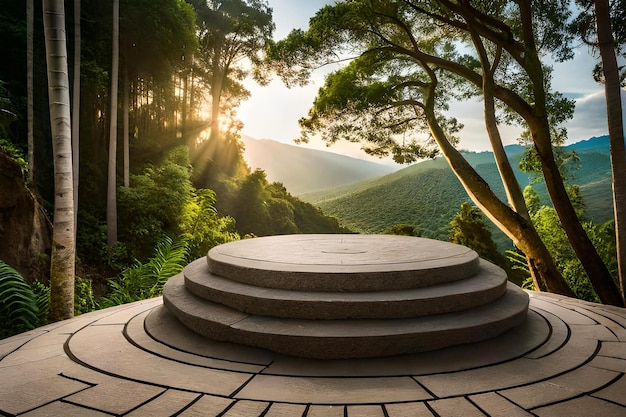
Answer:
top-left (123, 59), bottom-right (129, 187)
top-left (593, 0), bottom-right (626, 302)
top-left (268, 0), bottom-right (625, 299)
top-left (42, 0), bottom-right (75, 321)
top-left (191, 0), bottom-right (274, 143)
top-left (27, 0), bottom-right (34, 183)
top-left (568, 0), bottom-right (626, 302)
top-left (72, 0), bottom-right (81, 240)
top-left (107, 0), bottom-right (119, 246)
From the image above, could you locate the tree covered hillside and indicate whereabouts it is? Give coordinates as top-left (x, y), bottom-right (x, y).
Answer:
top-left (303, 137), bottom-right (613, 249)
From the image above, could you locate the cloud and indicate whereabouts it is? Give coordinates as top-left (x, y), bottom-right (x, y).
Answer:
top-left (566, 89), bottom-right (626, 142)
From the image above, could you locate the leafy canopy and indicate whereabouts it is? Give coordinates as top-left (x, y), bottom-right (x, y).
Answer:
top-left (266, 0), bottom-right (577, 162)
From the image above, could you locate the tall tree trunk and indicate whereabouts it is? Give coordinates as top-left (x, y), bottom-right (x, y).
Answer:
top-left (123, 60), bottom-right (129, 187)
top-left (107, 0), bottom-right (119, 246)
top-left (467, 28), bottom-right (547, 290)
top-left (209, 43), bottom-right (224, 143)
top-left (210, 75), bottom-right (222, 142)
top-left (420, 81), bottom-right (574, 296)
top-left (27, 0), bottom-right (34, 183)
top-left (72, 0), bottom-right (80, 241)
top-left (595, 0), bottom-right (626, 303)
top-left (181, 67), bottom-right (188, 140)
top-left (518, 1), bottom-right (624, 306)
top-left (42, 0), bottom-right (75, 322)
top-left (533, 122), bottom-right (623, 305)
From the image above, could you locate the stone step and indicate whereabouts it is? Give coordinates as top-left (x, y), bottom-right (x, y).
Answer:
top-left (183, 258), bottom-right (508, 319)
top-left (163, 273), bottom-right (529, 359)
top-left (207, 234), bottom-right (480, 292)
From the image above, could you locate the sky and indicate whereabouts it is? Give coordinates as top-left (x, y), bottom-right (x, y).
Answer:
top-left (237, 1), bottom-right (626, 164)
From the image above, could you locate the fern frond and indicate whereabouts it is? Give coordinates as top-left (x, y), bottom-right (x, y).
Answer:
top-left (0, 260), bottom-right (39, 338)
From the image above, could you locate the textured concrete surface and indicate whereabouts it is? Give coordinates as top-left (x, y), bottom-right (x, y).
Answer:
top-left (184, 258), bottom-right (509, 319)
top-left (167, 235), bottom-right (528, 358)
top-left (207, 235), bottom-right (481, 291)
top-left (2, 292), bottom-right (626, 416)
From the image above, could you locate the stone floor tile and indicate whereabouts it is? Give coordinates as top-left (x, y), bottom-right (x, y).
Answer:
top-left (264, 402), bottom-right (307, 417)
top-left (93, 298), bottom-right (161, 325)
top-left (592, 373), bottom-right (626, 406)
top-left (567, 306), bottom-right (626, 341)
top-left (65, 379), bottom-right (165, 415)
top-left (67, 324), bottom-right (252, 395)
top-left (523, 309), bottom-right (568, 360)
top-left (177, 395), bottom-right (234, 417)
top-left (121, 389), bottom-right (201, 417)
top-left (235, 375), bottom-right (431, 404)
top-left (427, 397), bottom-right (486, 417)
top-left (589, 303), bottom-right (626, 321)
top-left (126, 311), bottom-right (266, 373)
top-left (0, 341), bottom-right (65, 368)
top-left (417, 347), bottom-right (599, 399)
top-left (469, 393), bottom-right (534, 417)
top-left (384, 402), bottom-right (433, 416)
top-left (20, 401), bottom-right (112, 416)
top-left (589, 355), bottom-right (626, 373)
top-left (346, 404), bottom-right (386, 416)
top-left (598, 341), bottom-right (626, 359)
top-left (38, 312), bottom-right (111, 336)
top-left (569, 324), bottom-right (618, 342)
top-left (499, 365), bottom-right (619, 409)
top-left (533, 395), bottom-right (626, 417)
top-left (0, 375), bottom-right (89, 415)
top-left (0, 330), bottom-right (47, 360)
top-left (221, 399), bottom-right (269, 416)
top-left (530, 298), bottom-right (596, 325)
top-left (306, 405), bottom-right (345, 416)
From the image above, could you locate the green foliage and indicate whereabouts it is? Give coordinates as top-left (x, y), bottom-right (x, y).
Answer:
top-left (306, 140), bottom-right (614, 250)
top-left (99, 236), bottom-right (189, 308)
top-left (74, 277), bottom-right (96, 316)
top-left (505, 249), bottom-right (533, 287)
top-left (0, 261), bottom-right (39, 338)
top-left (30, 280), bottom-right (50, 327)
top-left (384, 224), bottom-right (421, 237)
top-left (449, 203), bottom-right (509, 269)
top-left (118, 146), bottom-right (193, 259)
top-left (221, 169), bottom-right (350, 237)
top-left (180, 188), bottom-right (239, 260)
top-left (27, 276), bottom-right (96, 326)
top-left (312, 160), bottom-right (506, 245)
top-left (524, 185), bottom-right (618, 302)
top-left (0, 139), bottom-right (27, 176)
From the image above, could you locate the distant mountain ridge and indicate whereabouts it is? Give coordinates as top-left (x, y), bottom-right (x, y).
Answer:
top-left (240, 135), bottom-right (397, 195)
top-left (296, 135), bottom-right (613, 248)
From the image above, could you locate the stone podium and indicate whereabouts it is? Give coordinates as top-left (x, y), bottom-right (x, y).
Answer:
top-left (163, 234), bottom-right (529, 359)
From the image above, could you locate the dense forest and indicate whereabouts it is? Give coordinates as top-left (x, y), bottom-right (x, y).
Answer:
top-left (1, 0), bottom-right (626, 336)
top-left (0, 0), bottom-right (349, 333)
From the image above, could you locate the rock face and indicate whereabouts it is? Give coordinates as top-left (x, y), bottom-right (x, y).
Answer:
top-left (0, 152), bottom-right (51, 278)
top-left (164, 234), bottom-right (529, 359)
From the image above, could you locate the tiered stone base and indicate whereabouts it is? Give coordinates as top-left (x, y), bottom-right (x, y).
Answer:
top-left (163, 234), bottom-right (529, 359)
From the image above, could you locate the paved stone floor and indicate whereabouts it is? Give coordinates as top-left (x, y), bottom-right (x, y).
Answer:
top-left (1, 291), bottom-right (626, 416)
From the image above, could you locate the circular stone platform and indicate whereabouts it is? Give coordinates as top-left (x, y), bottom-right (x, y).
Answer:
top-left (207, 234), bottom-right (481, 291)
top-left (2, 293), bottom-right (626, 416)
top-left (164, 235), bottom-right (529, 359)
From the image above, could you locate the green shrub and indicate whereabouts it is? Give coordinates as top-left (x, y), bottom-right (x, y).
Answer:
top-left (99, 236), bottom-right (189, 308)
top-left (74, 276), bottom-right (96, 316)
top-left (31, 280), bottom-right (50, 326)
top-left (0, 261), bottom-right (39, 338)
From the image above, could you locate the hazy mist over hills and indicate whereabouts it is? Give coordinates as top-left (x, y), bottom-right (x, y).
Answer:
top-left (241, 135), bottom-right (397, 194)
